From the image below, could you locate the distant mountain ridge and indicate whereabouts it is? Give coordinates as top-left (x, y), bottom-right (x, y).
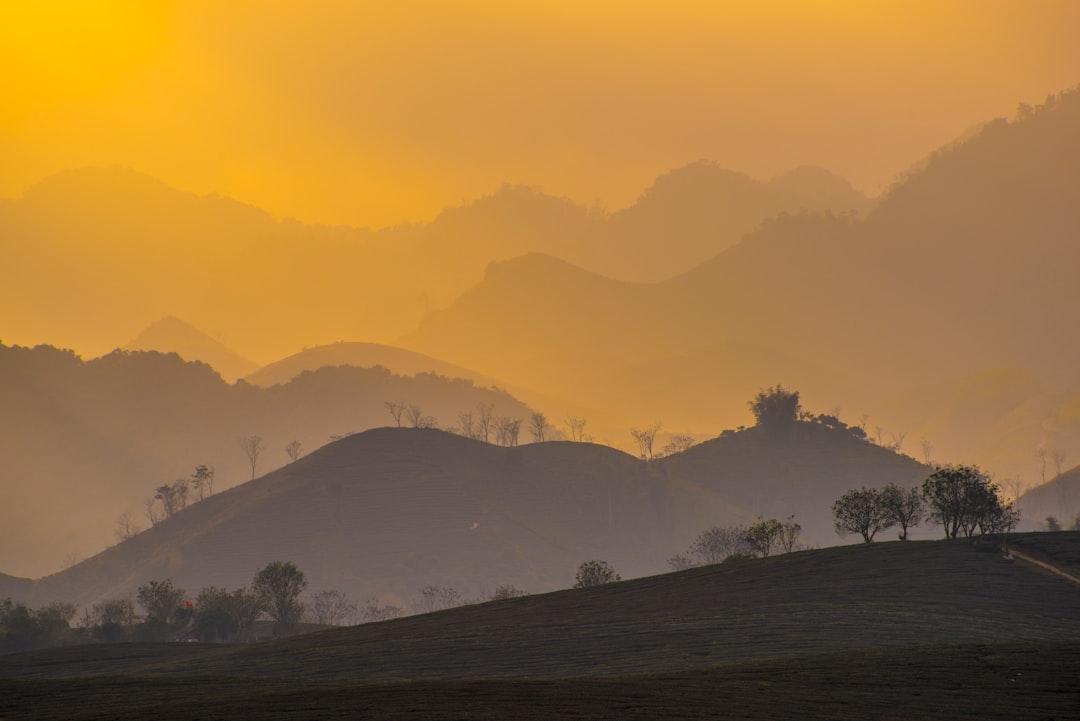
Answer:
top-left (123, 316), bottom-right (258, 382)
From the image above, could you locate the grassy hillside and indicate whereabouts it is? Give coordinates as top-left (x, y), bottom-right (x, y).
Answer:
top-left (2, 538), bottom-right (1078, 719)
top-left (0, 345), bottom-right (534, 578)
top-left (1, 428), bottom-right (744, 609)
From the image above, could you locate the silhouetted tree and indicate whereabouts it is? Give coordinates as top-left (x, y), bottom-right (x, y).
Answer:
top-left (566, 416), bottom-right (588, 442)
top-left (748, 385), bottom-right (801, 430)
top-left (457, 410), bottom-right (475, 439)
top-left (194, 586), bottom-right (263, 643)
top-left (573, 560), bottom-right (620, 588)
top-left (253, 561), bottom-right (307, 636)
top-left (777, 515), bottom-right (802, 553)
top-left (490, 585), bottom-right (528, 601)
top-left (833, 487), bottom-right (894, 543)
top-left (661, 433), bottom-right (696, 457)
top-left (686, 525), bottom-right (751, 565)
top-left (744, 517), bottom-right (783, 557)
top-left (114, 512), bottom-right (142, 542)
top-left (494, 416), bottom-right (521, 447)
top-left (385, 401), bottom-right (405, 428)
top-left (285, 440), bottom-right (303, 463)
top-left (136, 579), bottom-right (187, 639)
top-left (191, 464), bottom-right (215, 500)
top-left (1045, 516), bottom-right (1062, 532)
top-left (879, 483), bottom-right (924, 540)
top-left (630, 423), bottom-right (661, 460)
top-left (476, 402), bottom-right (494, 442)
top-left (310, 589), bottom-right (356, 626)
top-left (919, 439), bottom-right (933, 465)
top-left (922, 464), bottom-right (1016, 539)
top-left (361, 596), bottom-right (403, 622)
top-left (528, 412), bottom-right (549, 442)
top-left (238, 435), bottom-right (264, 481)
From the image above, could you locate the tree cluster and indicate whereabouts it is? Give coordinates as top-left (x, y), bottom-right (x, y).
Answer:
top-left (573, 560), bottom-right (621, 588)
top-left (670, 516), bottom-right (803, 569)
top-left (0, 598), bottom-right (77, 653)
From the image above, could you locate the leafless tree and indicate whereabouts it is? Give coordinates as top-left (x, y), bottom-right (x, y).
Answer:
top-left (661, 434), bottom-right (696, 457)
top-left (191, 464), bottom-right (215, 500)
top-left (874, 426), bottom-right (885, 445)
top-left (566, 416), bottom-right (587, 442)
top-left (1051, 449), bottom-right (1066, 479)
top-left (687, 525), bottom-right (751, 565)
top-left (888, 432), bottom-right (906, 453)
top-left (114, 512), bottom-right (142, 542)
top-left (457, 410), bottom-right (475, 439)
top-left (361, 596), bottom-right (403, 623)
top-left (494, 416), bottom-right (522, 447)
top-left (858, 414), bottom-right (870, 431)
top-left (285, 440), bottom-right (303, 463)
top-left (529, 412), bottom-right (549, 442)
top-left (1035, 445), bottom-right (1048, 484)
top-left (476, 402), bottom-right (494, 442)
top-left (919, 438), bottom-right (933, 465)
top-left (144, 497), bottom-right (162, 526)
top-left (777, 515), bottom-right (802, 553)
top-left (239, 435), bottom-right (264, 480)
top-left (630, 423), bottom-right (661, 461)
top-left (310, 589), bottom-right (357, 626)
top-left (385, 401), bottom-right (405, 427)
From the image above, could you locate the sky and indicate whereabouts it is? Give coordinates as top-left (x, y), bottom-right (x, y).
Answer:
top-left (2, 0), bottom-right (1079, 228)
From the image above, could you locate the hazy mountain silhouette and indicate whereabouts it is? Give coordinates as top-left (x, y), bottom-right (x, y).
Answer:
top-left (0, 428), bottom-right (748, 609)
top-left (123, 316), bottom-right (258, 382)
top-left (1, 161), bottom-right (869, 363)
top-left (244, 341), bottom-right (501, 389)
top-left (0, 344), bottom-right (535, 578)
top-left (401, 87), bottom-right (1080, 477)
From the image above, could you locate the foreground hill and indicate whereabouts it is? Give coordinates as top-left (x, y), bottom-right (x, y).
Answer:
top-left (2, 538), bottom-right (1079, 719)
top-left (0, 345), bottom-right (533, 578)
top-left (2, 428), bottom-right (744, 609)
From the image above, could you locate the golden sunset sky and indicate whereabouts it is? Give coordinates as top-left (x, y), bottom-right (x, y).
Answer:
top-left (2, 0), bottom-right (1078, 228)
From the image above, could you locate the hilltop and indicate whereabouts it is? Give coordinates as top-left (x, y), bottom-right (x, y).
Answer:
top-left (2, 537), bottom-right (1079, 719)
top-left (0, 345), bottom-right (534, 578)
top-left (123, 316), bottom-right (258, 382)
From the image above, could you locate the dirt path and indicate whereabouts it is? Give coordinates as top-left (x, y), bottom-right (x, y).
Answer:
top-left (1007, 547), bottom-right (1080, 588)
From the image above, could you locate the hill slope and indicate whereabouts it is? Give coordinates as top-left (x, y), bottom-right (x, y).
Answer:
top-left (2, 538), bottom-right (1079, 720)
top-left (2, 428), bottom-right (745, 609)
top-left (0, 345), bottom-right (534, 578)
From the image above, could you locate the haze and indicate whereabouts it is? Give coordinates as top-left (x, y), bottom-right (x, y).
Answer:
top-left (3, 1), bottom-right (1078, 227)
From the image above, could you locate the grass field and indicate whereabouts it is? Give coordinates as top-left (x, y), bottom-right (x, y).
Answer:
top-left (2, 536), bottom-right (1078, 719)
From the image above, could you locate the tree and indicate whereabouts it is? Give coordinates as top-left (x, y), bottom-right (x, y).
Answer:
top-left (457, 410), bottom-right (475, 439)
top-left (385, 400), bottom-right (405, 428)
top-left (361, 597), bottom-right (403, 623)
top-left (748, 385), bottom-right (801, 430)
top-left (919, 438), bottom-right (933, 465)
top-left (194, 586), bottom-right (263, 643)
top-left (921, 464), bottom-right (1015, 540)
top-left (661, 434), bottom-right (696, 457)
top-left (310, 589), bottom-right (356, 626)
top-left (777, 515), bottom-right (802, 553)
top-left (490, 585), bottom-right (528, 601)
top-left (687, 525), bottom-right (751, 565)
top-left (476, 402), bottom-right (494, 442)
top-left (252, 561), bottom-right (307, 636)
top-left (832, 487), bottom-right (894, 543)
top-left (494, 416), bottom-right (521, 447)
top-left (136, 579), bottom-right (186, 628)
top-left (238, 435), bottom-right (264, 481)
top-left (743, 517), bottom-right (783, 557)
top-left (191, 464), bottom-right (215, 500)
top-left (573, 560), bottom-right (620, 588)
top-left (114, 512), bottom-right (142, 542)
top-left (879, 483), bottom-right (924, 541)
top-left (1045, 516), bottom-right (1062, 532)
top-left (528, 412), bottom-right (549, 442)
top-left (630, 422), bottom-right (661, 460)
top-left (566, 416), bottom-right (588, 442)
top-left (86, 598), bottom-right (136, 642)
top-left (285, 440), bottom-right (303, 463)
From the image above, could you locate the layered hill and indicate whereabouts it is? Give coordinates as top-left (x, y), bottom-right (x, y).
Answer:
top-left (123, 316), bottom-right (258, 382)
top-left (0, 345), bottom-right (534, 578)
top-left (3, 538), bottom-right (1080, 720)
top-left (401, 88), bottom-right (1080, 478)
top-left (0, 161), bottom-right (869, 363)
top-left (1, 428), bottom-right (745, 609)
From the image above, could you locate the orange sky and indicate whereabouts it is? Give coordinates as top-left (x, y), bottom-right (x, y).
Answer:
top-left (2, 0), bottom-right (1078, 228)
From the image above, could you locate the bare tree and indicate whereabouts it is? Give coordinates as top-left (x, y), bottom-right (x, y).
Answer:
top-left (239, 435), bottom-right (264, 481)
top-left (114, 512), bottom-right (142, 542)
top-left (285, 440), bottom-right (303, 463)
top-left (528, 412), bottom-right (549, 442)
top-left (874, 426), bottom-right (885, 445)
top-left (494, 416), bottom-right (521, 447)
top-left (154, 484), bottom-right (178, 519)
top-left (191, 464), bottom-right (215, 500)
top-left (1035, 445), bottom-right (1047, 484)
top-left (310, 589), bottom-right (357, 626)
top-left (630, 423), bottom-right (661, 461)
top-left (144, 497), bottom-right (162, 526)
top-left (777, 515), bottom-right (802, 553)
top-left (385, 401), bottom-right (405, 427)
top-left (476, 402), bottom-right (494, 442)
top-left (919, 438), bottom-right (933, 465)
top-left (404, 405), bottom-right (437, 429)
top-left (361, 596), bottom-right (403, 622)
top-left (888, 432), bottom-right (906, 453)
top-left (457, 410), bottom-right (475, 439)
top-left (566, 416), bottom-right (587, 442)
top-left (661, 434), bottom-right (696, 457)
top-left (1051, 449), bottom-right (1066, 479)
